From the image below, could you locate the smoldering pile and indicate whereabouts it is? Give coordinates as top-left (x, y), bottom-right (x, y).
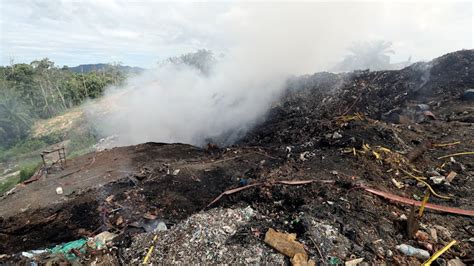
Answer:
top-left (1, 50), bottom-right (473, 265)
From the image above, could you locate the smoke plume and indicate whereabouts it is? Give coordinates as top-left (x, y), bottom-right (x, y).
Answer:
top-left (85, 2), bottom-right (472, 147)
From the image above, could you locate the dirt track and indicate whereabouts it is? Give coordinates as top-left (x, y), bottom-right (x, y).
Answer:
top-left (1, 50), bottom-right (473, 264)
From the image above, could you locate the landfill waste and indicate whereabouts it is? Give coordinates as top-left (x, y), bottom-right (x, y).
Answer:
top-left (125, 207), bottom-right (285, 264)
top-left (327, 256), bottom-right (342, 265)
top-left (143, 220), bottom-right (167, 233)
top-left (264, 228), bottom-right (306, 257)
top-left (396, 244), bottom-right (430, 259)
top-left (446, 171), bottom-right (457, 183)
top-left (264, 228), bottom-right (316, 265)
top-left (423, 240), bottom-right (457, 266)
top-left (55, 187), bottom-right (63, 195)
top-left (461, 89), bottom-right (474, 101)
top-left (345, 258), bottom-right (364, 266)
top-left (1, 50), bottom-right (473, 264)
top-left (447, 258), bottom-right (466, 266)
top-left (92, 231), bottom-right (117, 249)
top-left (21, 250), bottom-right (47, 259)
top-left (430, 176), bottom-right (446, 185)
top-left (49, 239), bottom-right (88, 261)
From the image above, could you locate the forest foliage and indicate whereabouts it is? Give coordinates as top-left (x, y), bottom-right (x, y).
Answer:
top-left (0, 58), bottom-right (126, 149)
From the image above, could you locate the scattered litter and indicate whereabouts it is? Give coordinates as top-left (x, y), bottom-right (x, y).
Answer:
top-left (21, 250), bottom-right (47, 259)
top-left (49, 239), bottom-right (87, 261)
top-left (345, 258), bottom-right (364, 266)
top-left (264, 228), bottom-right (315, 266)
top-left (143, 213), bottom-right (158, 220)
top-left (299, 151), bottom-right (314, 161)
top-left (55, 187), bottom-right (63, 195)
top-left (391, 178), bottom-right (404, 189)
top-left (264, 228), bottom-right (305, 257)
top-left (93, 231), bottom-right (117, 249)
top-left (396, 244), bottom-right (430, 259)
top-left (437, 151), bottom-right (474, 160)
top-left (461, 89), bottom-right (474, 101)
top-left (446, 171), bottom-right (457, 183)
top-left (432, 225), bottom-right (452, 241)
top-left (125, 207), bottom-right (284, 264)
top-left (415, 231), bottom-right (430, 242)
top-left (447, 258), bottom-right (466, 266)
top-left (332, 132), bottom-right (343, 139)
top-left (143, 220), bottom-right (167, 233)
top-left (423, 240), bottom-right (457, 265)
top-left (433, 141), bottom-right (460, 148)
top-left (428, 228), bottom-right (438, 243)
top-left (172, 169), bottom-right (180, 175)
top-left (430, 176), bottom-right (445, 185)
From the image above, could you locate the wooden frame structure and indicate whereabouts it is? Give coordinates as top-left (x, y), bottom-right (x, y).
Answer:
top-left (40, 147), bottom-right (67, 173)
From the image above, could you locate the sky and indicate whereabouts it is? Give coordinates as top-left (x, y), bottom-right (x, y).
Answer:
top-left (0, 0), bottom-right (472, 69)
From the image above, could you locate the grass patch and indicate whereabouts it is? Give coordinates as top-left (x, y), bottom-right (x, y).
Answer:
top-left (66, 128), bottom-right (97, 158)
top-left (0, 139), bottom-right (48, 162)
top-left (19, 163), bottom-right (41, 182)
top-left (0, 175), bottom-right (20, 195)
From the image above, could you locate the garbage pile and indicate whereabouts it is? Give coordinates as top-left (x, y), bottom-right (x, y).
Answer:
top-left (1, 50), bottom-right (473, 265)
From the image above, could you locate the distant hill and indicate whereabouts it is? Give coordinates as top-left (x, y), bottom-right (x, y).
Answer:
top-left (68, 63), bottom-right (144, 74)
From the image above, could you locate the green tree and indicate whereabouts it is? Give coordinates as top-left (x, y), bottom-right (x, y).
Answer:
top-left (0, 89), bottom-right (33, 147)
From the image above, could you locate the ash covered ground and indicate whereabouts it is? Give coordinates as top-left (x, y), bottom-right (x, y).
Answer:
top-left (1, 50), bottom-right (473, 265)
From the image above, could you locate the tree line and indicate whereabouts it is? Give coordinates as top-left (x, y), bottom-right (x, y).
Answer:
top-left (0, 58), bottom-right (126, 149)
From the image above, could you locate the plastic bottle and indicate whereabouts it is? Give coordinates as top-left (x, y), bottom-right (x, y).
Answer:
top-left (396, 244), bottom-right (430, 259)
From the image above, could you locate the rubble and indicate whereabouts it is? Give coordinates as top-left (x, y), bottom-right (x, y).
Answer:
top-left (0, 50), bottom-right (473, 264)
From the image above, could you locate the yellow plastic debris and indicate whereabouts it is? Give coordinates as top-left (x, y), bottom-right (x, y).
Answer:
top-left (372, 151), bottom-right (381, 160)
top-left (418, 191), bottom-right (430, 217)
top-left (143, 234), bottom-right (158, 264)
top-left (432, 141), bottom-right (460, 148)
top-left (379, 147), bottom-right (392, 153)
top-left (401, 169), bottom-right (451, 200)
top-left (422, 240), bottom-right (457, 266)
top-left (437, 151), bottom-right (474, 159)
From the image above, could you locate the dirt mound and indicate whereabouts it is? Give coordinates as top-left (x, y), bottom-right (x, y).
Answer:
top-left (1, 50), bottom-right (473, 265)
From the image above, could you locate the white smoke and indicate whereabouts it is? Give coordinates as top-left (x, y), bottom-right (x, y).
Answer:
top-left (86, 54), bottom-right (286, 146)
top-left (84, 2), bottom-right (472, 147)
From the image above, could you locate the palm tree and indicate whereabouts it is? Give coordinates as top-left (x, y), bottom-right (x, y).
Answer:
top-left (335, 40), bottom-right (395, 71)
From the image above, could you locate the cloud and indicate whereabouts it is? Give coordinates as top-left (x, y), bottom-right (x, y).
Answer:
top-left (0, 1), bottom-right (472, 67)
